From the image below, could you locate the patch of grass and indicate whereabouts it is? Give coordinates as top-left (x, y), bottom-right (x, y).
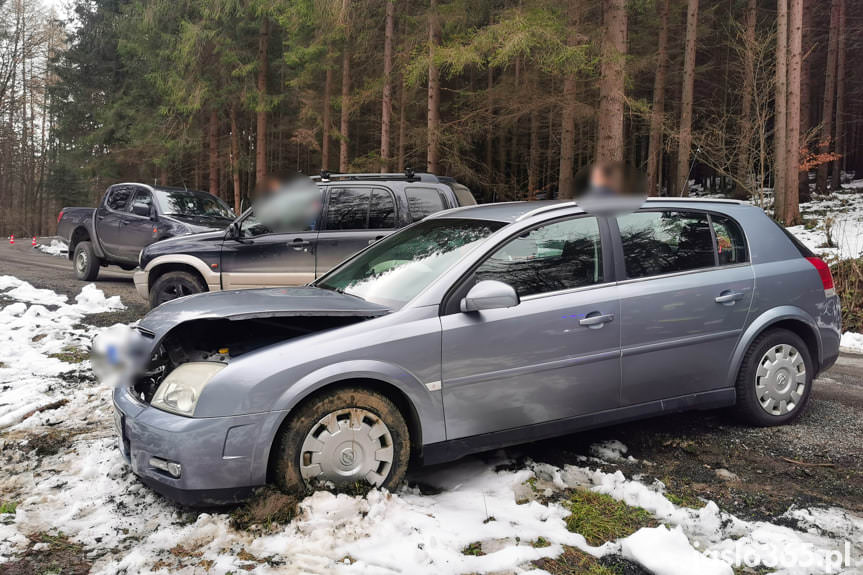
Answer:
top-left (230, 486), bottom-right (299, 533)
top-left (533, 546), bottom-right (618, 575)
top-left (1, 532), bottom-right (91, 575)
top-left (532, 536), bottom-right (551, 548)
top-left (0, 501), bottom-right (17, 514)
top-left (663, 488), bottom-right (706, 509)
top-left (27, 429), bottom-right (72, 456)
top-left (48, 346), bottom-right (89, 364)
top-left (462, 541), bottom-right (484, 556)
top-left (564, 489), bottom-right (655, 546)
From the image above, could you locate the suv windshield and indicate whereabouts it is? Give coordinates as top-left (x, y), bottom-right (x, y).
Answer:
top-left (315, 218), bottom-right (505, 308)
top-left (153, 190), bottom-right (234, 220)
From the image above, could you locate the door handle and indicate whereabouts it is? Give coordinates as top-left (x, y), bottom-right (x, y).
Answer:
top-left (715, 291), bottom-right (744, 305)
top-left (290, 239), bottom-right (310, 250)
top-left (579, 312), bottom-right (615, 328)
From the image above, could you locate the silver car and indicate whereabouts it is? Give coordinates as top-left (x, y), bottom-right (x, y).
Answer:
top-left (110, 199), bottom-right (841, 505)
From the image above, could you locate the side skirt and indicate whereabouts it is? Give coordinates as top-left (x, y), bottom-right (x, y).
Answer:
top-left (421, 387), bottom-right (736, 466)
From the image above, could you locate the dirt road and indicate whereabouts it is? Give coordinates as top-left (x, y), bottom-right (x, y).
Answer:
top-left (2, 238), bottom-right (862, 523)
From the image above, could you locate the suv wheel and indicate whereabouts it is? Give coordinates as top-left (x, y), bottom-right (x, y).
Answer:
top-left (73, 241), bottom-right (100, 281)
top-left (149, 270), bottom-right (205, 308)
top-left (272, 387), bottom-right (410, 494)
top-left (735, 328), bottom-right (813, 426)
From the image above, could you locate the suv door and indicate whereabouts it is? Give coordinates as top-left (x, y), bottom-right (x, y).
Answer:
top-left (220, 205), bottom-right (320, 289)
top-left (614, 210), bottom-right (754, 405)
top-left (95, 185), bottom-right (135, 259)
top-left (440, 215), bottom-right (620, 439)
top-left (117, 187), bottom-right (158, 263)
top-left (315, 186), bottom-right (398, 275)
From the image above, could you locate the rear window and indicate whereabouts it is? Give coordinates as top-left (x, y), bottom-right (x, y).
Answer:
top-left (406, 187), bottom-right (447, 222)
top-left (450, 182), bottom-right (477, 206)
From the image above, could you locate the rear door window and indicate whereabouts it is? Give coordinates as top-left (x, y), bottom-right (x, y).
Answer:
top-left (616, 211), bottom-right (715, 279)
top-left (406, 187), bottom-right (446, 222)
top-left (368, 189), bottom-right (396, 229)
top-left (326, 187), bottom-right (370, 230)
top-left (711, 214), bottom-right (748, 265)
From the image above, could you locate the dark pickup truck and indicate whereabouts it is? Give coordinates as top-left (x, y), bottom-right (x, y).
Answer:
top-left (58, 184), bottom-right (235, 281)
top-left (135, 172), bottom-right (477, 307)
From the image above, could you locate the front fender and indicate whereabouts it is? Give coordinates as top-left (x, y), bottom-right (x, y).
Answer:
top-left (725, 305), bottom-right (821, 388)
top-left (269, 358), bottom-right (443, 444)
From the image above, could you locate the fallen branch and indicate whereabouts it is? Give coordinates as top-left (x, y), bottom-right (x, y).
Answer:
top-left (781, 457), bottom-right (835, 468)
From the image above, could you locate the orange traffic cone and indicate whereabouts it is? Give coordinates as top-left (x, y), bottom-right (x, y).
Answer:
top-left (31, 236), bottom-right (37, 247)
top-left (9, 234), bottom-right (13, 245)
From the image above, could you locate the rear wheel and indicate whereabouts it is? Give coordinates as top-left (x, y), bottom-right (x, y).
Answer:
top-left (148, 270), bottom-right (205, 308)
top-left (272, 387), bottom-right (410, 494)
top-left (73, 241), bottom-right (100, 281)
top-left (734, 329), bottom-right (813, 426)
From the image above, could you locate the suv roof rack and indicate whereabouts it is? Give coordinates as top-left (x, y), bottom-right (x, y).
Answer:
top-left (312, 168), bottom-right (440, 183)
top-left (644, 196), bottom-right (744, 205)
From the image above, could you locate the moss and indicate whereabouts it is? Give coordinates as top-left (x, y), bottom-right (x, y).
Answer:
top-left (0, 501), bottom-right (17, 514)
top-left (462, 541), bottom-right (485, 556)
top-left (532, 536), bottom-right (551, 548)
top-left (664, 490), bottom-right (706, 509)
top-left (564, 489), bottom-right (655, 546)
top-left (48, 346), bottom-right (89, 364)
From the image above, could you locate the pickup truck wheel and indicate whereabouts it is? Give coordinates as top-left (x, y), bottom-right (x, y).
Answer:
top-left (272, 387), bottom-right (410, 495)
top-left (73, 241), bottom-right (100, 281)
top-left (734, 329), bottom-right (813, 426)
top-left (148, 270), bottom-right (205, 308)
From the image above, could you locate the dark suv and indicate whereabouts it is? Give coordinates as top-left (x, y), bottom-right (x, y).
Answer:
top-left (134, 172), bottom-right (477, 307)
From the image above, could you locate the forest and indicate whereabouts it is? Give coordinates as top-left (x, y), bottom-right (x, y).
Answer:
top-left (0, 0), bottom-right (859, 236)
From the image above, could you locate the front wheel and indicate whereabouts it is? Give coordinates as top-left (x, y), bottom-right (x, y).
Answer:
top-left (272, 387), bottom-right (410, 494)
top-left (148, 270), bottom-right (205, 308)
top-left (734, 328), bottom-right (813, 426)
top-left (73, 241), bottom-right (100, 281)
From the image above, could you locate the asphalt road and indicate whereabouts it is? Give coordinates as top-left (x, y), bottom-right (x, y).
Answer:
top-left (2, 237), bottom-right (863, 520)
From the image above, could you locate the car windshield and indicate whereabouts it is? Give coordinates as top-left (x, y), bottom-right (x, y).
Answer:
top-left (153, 190), bottom-right (234, 219)
top-left (315, 218), bottom-right (505, 308)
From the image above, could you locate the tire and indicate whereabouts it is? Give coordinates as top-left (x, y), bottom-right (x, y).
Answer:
top-left (734, 328), bottom-right (814, 426)
top-left (148, 270), bottom-right (205, 308)
top-left (272, 386), bottom-right (410, 495)
top-left (73, 241), bottom-right (100, 281)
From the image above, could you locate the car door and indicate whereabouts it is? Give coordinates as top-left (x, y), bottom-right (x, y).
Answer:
top-left (440, 215), bottom-right (621, 439)
top-left (95, 185), bottom-right (135, 259)
top-left (315, 186), bottom-right (398, 276)
top-left (614, 209), bottom-right (754, 405)
top-left (220, 205), bottom-right (319, 290)
top-left (117, 187), bottom-right (158, 263)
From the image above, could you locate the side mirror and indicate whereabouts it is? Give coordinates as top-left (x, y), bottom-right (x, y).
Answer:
top-left (460, 280), bottom-right (519, 313)
top-left (228, 221), bottom-right (242, 240)
top-left (131, 202), bottom-right (150, 218)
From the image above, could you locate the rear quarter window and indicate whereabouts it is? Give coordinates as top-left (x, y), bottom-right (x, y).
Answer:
top-left (406, 187), bottom-right (447, 222)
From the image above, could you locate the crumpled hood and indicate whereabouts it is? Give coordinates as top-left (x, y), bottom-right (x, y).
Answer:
top-left (138, 286), bottom-right (390, 342)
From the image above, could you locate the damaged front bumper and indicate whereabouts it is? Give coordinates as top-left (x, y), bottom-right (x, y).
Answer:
top-left (112, 386), bottom-right (274, 506)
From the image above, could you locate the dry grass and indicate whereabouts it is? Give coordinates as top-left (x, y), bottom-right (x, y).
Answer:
top-left (832, 258), bottom-right (863, 332)
top-left (533, 546), bottom-right (619, 575)
top-left (230, 486), bottom-right (299, 532)
top-left (0, 532), bottom-right (91, 575)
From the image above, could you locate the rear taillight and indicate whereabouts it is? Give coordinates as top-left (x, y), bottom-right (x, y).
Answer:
top-left (57, 210), bottom-right (63, 223)
top-left (806, 256), bottom-right (835, 294)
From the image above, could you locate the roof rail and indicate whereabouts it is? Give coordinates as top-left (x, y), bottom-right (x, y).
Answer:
top-left (312, 169), bottom-right (439, 183)
top-left (644, 196), bottom-right (744, 205)
top-left (515, 201), bottom-right (577, 221)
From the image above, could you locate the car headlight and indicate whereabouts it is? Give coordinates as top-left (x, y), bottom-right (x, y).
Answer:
top-left (151, 362), bottom-right (226, 417)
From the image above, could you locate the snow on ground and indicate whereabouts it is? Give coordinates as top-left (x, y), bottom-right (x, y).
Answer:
top-left (36, 238), bottom-right (69, 257)
top-left (1, 278), bottom-right (861, 574)
top-left (784, 182), bottom-right (863, 260)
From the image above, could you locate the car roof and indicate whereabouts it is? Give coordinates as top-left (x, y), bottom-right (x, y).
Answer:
top-left (430, 197), bottom-right (749, 223)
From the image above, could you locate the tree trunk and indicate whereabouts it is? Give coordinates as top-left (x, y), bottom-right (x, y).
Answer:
top-left (322, 49), bottom-right (333, 171)
top-left (397, 77), bottom-right (407, 171)
top-left (380, 0), bottom-right (395, 172)
top-left (647, 0), bottom-right (670, 197)
top-left (339, 0), bottom-right (351, 173)
top-left (256, 17), bottom-right (269, 193)
top-left (529, 106), bottom-right (539, 199)
top-left (734, 0), bottom-right (756, 199)
top-left (798, 0), bottom-right (811, 203)
top-left (774, 0), bottom-right (788, 219)
top-left (486, 65), bottom-right (494, 186)
top-left (816, 0), bottom-right (839, 194)
top-left (675, 0), bottom-right (699, 196)
top-left (230, 104), bottom-right (242, 214)
top-left (784, 0), bottom-right (802, 224)
top-left (427, 0), bottom-right (441, 173)
top-left (595, 0), bottom-right (626, 165)
top-left (558, 0), bottom-right (579, 200)
top-left (209, 109), bottom-right (219, 197)
top-left (831, 0), bottom-right (845, 192)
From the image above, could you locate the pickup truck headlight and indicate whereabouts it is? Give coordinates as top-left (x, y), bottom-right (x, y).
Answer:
top-left (151, 362), bottom-right (226, 417)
